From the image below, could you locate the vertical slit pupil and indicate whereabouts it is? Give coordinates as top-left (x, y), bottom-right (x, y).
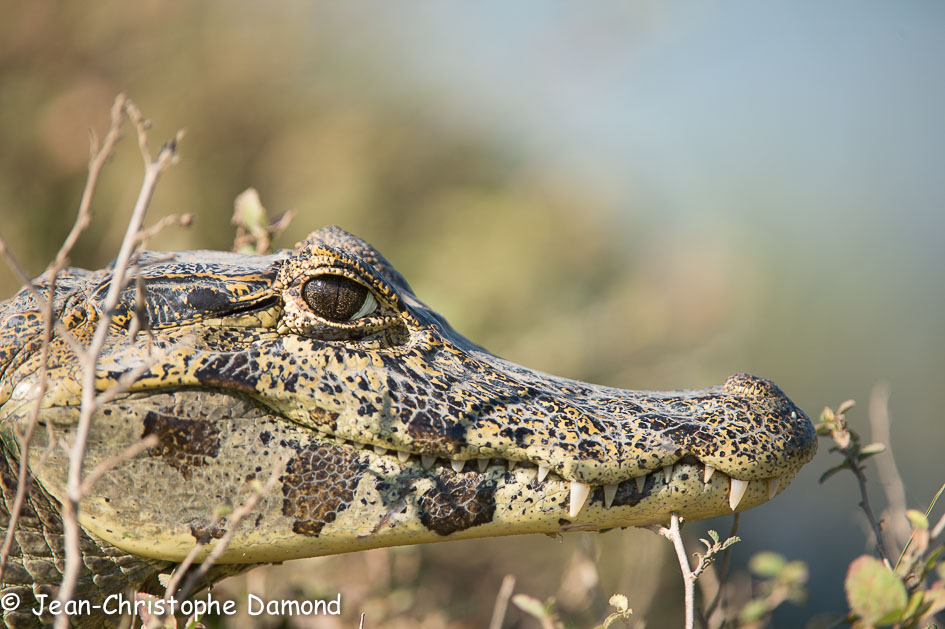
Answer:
top-left (302, 276), bottom-right (368, 321)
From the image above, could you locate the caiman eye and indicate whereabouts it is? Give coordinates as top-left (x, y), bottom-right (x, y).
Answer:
top-left (302, 275), bottom-right (377, 322)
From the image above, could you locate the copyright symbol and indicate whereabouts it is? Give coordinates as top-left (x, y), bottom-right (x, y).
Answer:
top-left (1, 592), bottom-right (20, 611)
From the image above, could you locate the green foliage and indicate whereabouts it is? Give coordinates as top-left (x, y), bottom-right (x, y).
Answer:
top-left (736, 551), bottom-right (808, 625)
top-left (818, 402), bottom-right (945, 629)
top-left (512, 594), bottom-right (564, 629)
top-left (816, 401), bottom-right (887, 485)
top-left (593, 594), bottom-right (633, 629)
top-left (845, 556), bottom-right (908, 626)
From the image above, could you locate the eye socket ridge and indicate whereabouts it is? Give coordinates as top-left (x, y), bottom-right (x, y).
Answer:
top-left (302, 274), bottom-right (378, 322)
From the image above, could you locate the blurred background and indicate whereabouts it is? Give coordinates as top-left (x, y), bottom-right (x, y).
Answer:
top-left (1, 2), bottom-right (943, 627)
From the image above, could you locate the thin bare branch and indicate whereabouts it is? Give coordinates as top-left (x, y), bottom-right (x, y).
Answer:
top-left (658, 514), bottom-right (695, 629)
top-left (0, 289), bottom-right (55, 582)
top-left (489, 574), bottom-right (517, 629)
top-left (134, 213), bottom-right (194, 247)
top-left (868, 384), bottom-right (910, 551)
top-left (0, 238), bottom-right (86, 358)
top-left (55, 93), bottom-right (127, 270)
top-left (55, 102), bottom-right (184, 628)
top-left (703, 513), bottom-right (739, 625)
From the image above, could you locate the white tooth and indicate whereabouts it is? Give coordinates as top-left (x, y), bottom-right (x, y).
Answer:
top-left (477, 459), bottom-right (490, 473)
top-left (663, 465), bottom-right (674, 483)
top-left (704, 465), bottom-right (715, 483)
top-left (767, 477), bottom-right (781, 499)
top-left (507, 460), bottom-right (518, 471)
top-left (352, 442), bottom-right (365, 450)
top-left (537, 465), bottom-right (551, 482)
top-left (421, 454), bottom-right (436, 469)
top-left (451, 460), bottom-right (466, 473)
top-left (374, 446), bottom-right (388, 456)
top-left (634, 475), bottom-right (646, 493)
top-left (569, 482), bottom-right (591, 518)
top-left (397, 451), bottom-right (410, 463)
top-left (603, 483), bottom-right (618, 508)
top-left (729, 478), bottom-right (749, 511)
top-left (791, 411), bottom-right (797, 420)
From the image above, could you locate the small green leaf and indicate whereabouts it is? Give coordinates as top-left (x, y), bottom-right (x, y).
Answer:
top-left (750, 552), bottom-right (787, 577)
top-left (781, 560), bottom-right (809, 585)
top-left (901, 590), bottom-right (924, 621)
top-left (819, 463), bottom-right (851, 484)
top-left (720, 536), bottom-right (741, 551)
top-left (905, 509), bottom-right (929, 530)
top-left (923, 582), bottom-right (945, 617)
top-left (859, 442), bottom-right (886, 456)
top-left (512, 594), bottom-right (549, 619)
top-left (845, 555), bottom-right (907, 626)
top-left (707, 530), bottom-right (720, 544)
top-left (739, 598), bottom-right (769, 623)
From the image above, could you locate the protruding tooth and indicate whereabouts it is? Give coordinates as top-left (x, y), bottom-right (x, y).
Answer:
top-left (703, 465), bottom-right (715, 483)
top-left (663, 465), bottom-right (674, 483)
top-left (634, 475), bottom-right (646, 493)
top-left (569, 482), bottom-right (591, 518)
top-left (537, 465), bottom-right (551, 482)
top-left (766, 477), bottom-right (781, 499)
top-left (397, 451), bottom-right (410, 463)
top-left (477, 459), bottom-right (490, 473)
top-left (421, 455), bottom-right (436, 470)
top-left (451, 460), bottom-right (466, 473)
top-left (603, 483), bottom-right (618, 509)
top-left (729, 478), bottom-right (749, 511)
top-left (507, 460), bottom-right (518, 471)
top-left (374, 446), bottom-right (388, 456)
top-left (352, 442), bottom-right (365, 450)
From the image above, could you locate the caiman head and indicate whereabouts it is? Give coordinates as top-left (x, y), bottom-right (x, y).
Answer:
top-left (0, 226), bottom-right (817, 564)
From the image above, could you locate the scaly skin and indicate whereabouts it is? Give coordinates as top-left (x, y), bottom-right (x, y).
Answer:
top-left (0, 226), bottom-right (816, 626)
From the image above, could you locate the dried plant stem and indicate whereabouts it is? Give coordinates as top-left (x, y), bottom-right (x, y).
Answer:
top-left (659, 514), bottom-right (695, 629)
top-left (845, 452), bottom-right (890, 567)
top-left (489, 574), bottom-right (517, 629)
top-left (0, 294), bottom-right (54, 583)
top-left (54, 107), bottom-right (183, 629)
top-left (57, 94), bottom-right (128, 269)
top-left (868, 384), bottom-right (910, 551)
top-left (0, 94), bottom-right (129, 590)
top-left (702, 513), bottom-right (739, 626)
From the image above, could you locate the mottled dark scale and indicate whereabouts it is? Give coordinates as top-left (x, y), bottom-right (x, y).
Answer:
top-left (189, 518), bottom-right (226, 543)
top-left (142, 411), bottom-right (221, 479)
top-left (281, 443), bottom-right (368, 537)
top-left (418, 473), bottom-right (497, 535)
top-left (192, 352), bottom-right (259, 393)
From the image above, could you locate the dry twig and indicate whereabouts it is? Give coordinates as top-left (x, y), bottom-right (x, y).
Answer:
top-left (49, 98), bottom-right (184, 629)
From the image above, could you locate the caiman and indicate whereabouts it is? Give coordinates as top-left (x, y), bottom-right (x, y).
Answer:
top-left (0, 226), bottom-right (817, 627)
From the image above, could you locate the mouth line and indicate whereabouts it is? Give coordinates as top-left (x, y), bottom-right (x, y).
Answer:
top-left (321, 431), bottom-right (787, 519)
